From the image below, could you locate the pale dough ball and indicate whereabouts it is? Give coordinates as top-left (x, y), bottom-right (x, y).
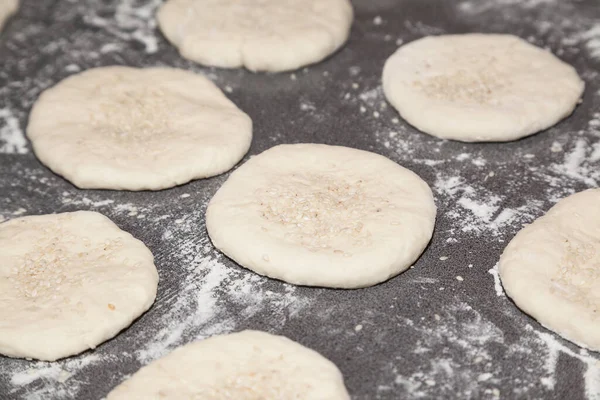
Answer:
top-left (156, 0), bottom-right (354, 72)
top-left (27, 66), bottom-right (252, 191)
top-left (106, 330), bottom-right (349, 399)
top-left (0, 211), bottom-right (158, 361)
top-left (500, 189), bottom-right (600, 350)
top-left (0, 0), bottom-right (18, 32)
top-left (383, 34), bottom-right (585, 142)
top-left (206, 144), bottom-right (436, 289)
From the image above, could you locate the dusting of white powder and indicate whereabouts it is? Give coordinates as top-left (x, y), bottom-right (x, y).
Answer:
top-left (5, 355), bottom-right (105, 399)
top-left (83, 0), bottom-right (162, 54)
top-left (488, 263), bottom-right (505, 297)
top-left (553, 138), bottom-right (600, 187)
top-left (529, 326), bottom-right (600, 396)
top-left (0, 108), bottom-right (27, 154)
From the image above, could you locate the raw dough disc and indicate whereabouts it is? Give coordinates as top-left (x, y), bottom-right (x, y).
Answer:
top-left (0, 0), bottom-right (18, 32)
top-left (382, 34), bottom-right (585, 142)
top-left (157, 0), bottom-right (353, 72)
top-left (27, 66), bottom-right (252, 190)
top-left (499, 189), bottom-right (600, 350)
top-left (0, 211), bottom-right (159, 361)
top-left (206, 144), bottom-right (436, 289)
top-left (106, 330), bottom-right (350, 399)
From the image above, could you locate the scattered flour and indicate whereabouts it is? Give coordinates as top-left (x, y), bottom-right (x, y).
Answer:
top-left (529, 326), bottom-right (600, 397)
top-left (553, 138), bottom-right (600, 186)
top-left (135, 215), bottom-right (313, 363)
top-left (378, 300), bottom-right (505, 398)
top-left (488, 263), bottom-right (505, 297)
top-left (83, 0), bottom-right (162, 53)
top-left (0, 108), bottom-right (27, 154)
top-left (5, 355), bottom-right (106, 400)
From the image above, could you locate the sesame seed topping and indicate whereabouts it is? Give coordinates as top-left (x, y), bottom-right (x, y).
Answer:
top-left (88, 86), bottom-right (176, 157)
top-left (413, 58), bottom-right (506, 104)
top-left (9, 218), bottom-right (124, 302)
top-left (550, 239), bottom-right (600, 310)
top-left (256, 173), bottom-right (390, 253)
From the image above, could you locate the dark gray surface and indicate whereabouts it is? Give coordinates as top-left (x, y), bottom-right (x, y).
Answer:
top-left (1, 0), bottom-right (600, 399)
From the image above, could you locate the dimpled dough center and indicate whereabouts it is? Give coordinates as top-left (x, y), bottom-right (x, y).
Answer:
top-left (499, 189), bottom-right (600, 351)
top-left (27, 66), bottom-right (252, 191)
top-left (0, 211), bottom-right (159, 361)
top-left (382, 34), bottom-right (585, 142)
top-left (206, 144), bottom-right (437, 289)
top-left (157, 0), bottom-right (354, 72)
top-left (106, 330), bottom-right (350, 399)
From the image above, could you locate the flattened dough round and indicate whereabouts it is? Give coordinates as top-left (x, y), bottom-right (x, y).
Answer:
top-left (382, 34), bottom-right (585, 142)
top-left (0, 0), bottom-right (18, 32)
top-left (157, 0), bottom-right (353, 72)
top-left (206, 144), bottom-right (436, 289)
top-left (27, 66), bottom-right (252, 190)
top-left (107, 330), bottom-right (349, 399)
top-left (0, 211), bottom-right (158, 361)
top-left (500, 189), bottom-right (600, 350)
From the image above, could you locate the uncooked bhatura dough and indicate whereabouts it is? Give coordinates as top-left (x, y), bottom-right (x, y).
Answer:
top-left (500, 189), bottom-right (600, 350)
top-left (27, 66), bottom-right (252, 190)
top-left (0, 211), bottom-right (159, 361)
top-left (157, 0), bottom-right (354, 72)
top-left (0, 0), bottom-right (18, 32)
top-left (206, 144), bottom-right (436, 289)
top-left (106, 330), bottom-right (350, 399)
top-left (383, 34), bottom-right (585, 142)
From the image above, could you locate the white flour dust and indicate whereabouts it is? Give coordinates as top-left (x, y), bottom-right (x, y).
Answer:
top-left (458, 0), bottom-right (600, 62)
top-left (377, 299), bottom-right (505, 399)
top-left (488, 263), bottom-right (505, 297)
top-left (554, 137), bottom-right (600, 187)
top-left (136, 238), bottom-right (312, 363)
top-left (0, 108), bottom-right (27, 154)
top-left (83, 0), bottom-right (162, 53)
top-left (433, 172), bottom-right (543, 237)
top-left (3, 354), bottom-right (110, 400)
top-left (529, 326), bottom-right (600, 397)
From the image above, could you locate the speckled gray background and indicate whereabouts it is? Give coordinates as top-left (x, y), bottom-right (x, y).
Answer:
top-left (1, 0), bottom-right (600, 399)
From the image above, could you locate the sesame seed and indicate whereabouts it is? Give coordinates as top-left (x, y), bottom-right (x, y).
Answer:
top-left (256, 174), bottom-right (388, 252)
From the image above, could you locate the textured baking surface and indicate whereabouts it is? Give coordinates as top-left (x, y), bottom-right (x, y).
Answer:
top-left (0, 0), bottom-right (599, 399)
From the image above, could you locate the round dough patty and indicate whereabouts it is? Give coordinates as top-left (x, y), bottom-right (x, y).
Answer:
top-left (500, 189), bottom-right (600, 350)
top-left (0, 211), bottom-right (158, 361)
top-left (157, 0), bottom-right (354, 72)
top-left (27, 66), bottom-right (252, 190)
top-left (206, 144), bottom-right (436, 289)
top-left (382, 34), bottom-right (585, 142)
top-left (107, 330), bottom-right (349, 399)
